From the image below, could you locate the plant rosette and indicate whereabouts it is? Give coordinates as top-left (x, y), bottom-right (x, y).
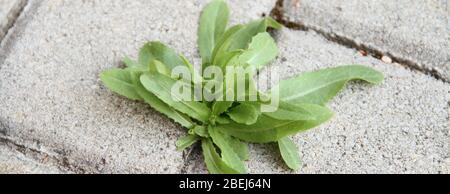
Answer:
top-left (100, 0), bottom-right (384, 174)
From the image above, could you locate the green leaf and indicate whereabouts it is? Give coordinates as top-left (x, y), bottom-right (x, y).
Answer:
top-left (201, 138), bottom-right (240, 174)
top-left (227, 17), bottom-right (281, 51)
top-left (265, 17), bottom-right (283, 29)
top-left (264, 101), bottom-right (316, 121)
top-left (215, 115), bottom-right (231, 124)
top-left (190, 125), bottom-right (209, 138)
top-left (215, 50), bottom-right (242, 69)
top-left (222, 70), bottom-right (260, 101)
top-left (130, 71), bottom-right (194, 129)
top-left (211, 24), bottom-right (244, 66)
top-left (176, 135), bottom-right (200, 151)
top-left (278, 137), bottom-right (301, 170)
top-left (100, 68), bottom-right (142, 100)
top-left (239, 32), bottom-right (278, 70)
top-left (227, 104), bottom-right (259, 125)
top-left (198, 0), bottom-right (229, 65)
top-left (277, 65), bottom-right (384, 105)
top-left (212, 101), bottom-right (233, 116)
top-left (180, 54), bottom-right (203, 84)
top-left (149, 60), bottom-right (170, 76)
top-left (226, 135), bottom-right (249, 161)
top-left (140, 73), bottom-right (211, 123)
top-left (217, 104), bottom-right (334, 143)
top-left (209, 127), bottom-right (247, 173)
top-left (210, 17), bottom-right (281, 66)
top-left (211, 83), bottom-right (234, 117)
top-left (138, 41), bottom-right (186, 71)
top-left (123, 56), bottom-right (142, 68)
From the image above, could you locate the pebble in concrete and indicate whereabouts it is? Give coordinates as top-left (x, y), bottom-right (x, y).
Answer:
top-left (0, 0), bottom-right (26, 41)
top-left (283, 0), bottom-right (450, 81)
top-left (0, 0), bottom-right (276, 173)
top-left (186, 28), bottom-right (450, 174)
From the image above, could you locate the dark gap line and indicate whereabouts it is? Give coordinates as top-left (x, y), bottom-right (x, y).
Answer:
top-left (0, 136), bottom-right (88, 174)
top-left (0, 0), bottom-right (28, 45)
top-left (270, 0), bottom-right (448, 83)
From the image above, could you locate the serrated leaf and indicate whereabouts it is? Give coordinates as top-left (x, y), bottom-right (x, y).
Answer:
top-left (227, 104), bottom-right (259, 125)
top-left (140, 73), bottom-right (211, 123)
top-left (201, 138), bottom-right (240, 174)
top-left (198, 0), bottom-right (229, 66)
top-left (209, 127), bottom-right (247, 173)
top-left (210, 17), bottom-right (281, 66)
top-left (100, 68), bottom-right (142, 100)
top-left (176, 135), bottom-right (200, 151)
top-left (217, 104), bottom-right (334, 143)
top-left (279, 137), bottom-right (301, 170)
top-left (138, 41), bottom-right (186, 71)
top-left (277, 65), bottom-right (384, 105)
top-left (227, 17), bottom-right (281, 51)
top-left (211, 24), bottom-right (244, 65)
top-left (239, 32), bottom-right (278, 70)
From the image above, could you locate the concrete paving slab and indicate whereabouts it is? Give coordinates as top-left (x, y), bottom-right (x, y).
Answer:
top-left (0, 143), bottom-right (63, 174)
top-left (0, 0), bottom-right (276, 173)
top-left (0, 0), bottom-right (26, 41)
top-left (282, 0), bottom-right (450, 81)
top-left (2, 0), bottom-right (448, 174)
top-left (186, 28), bottom-right (450, 174)
top-left (252, 29), bottom-right (449, 174)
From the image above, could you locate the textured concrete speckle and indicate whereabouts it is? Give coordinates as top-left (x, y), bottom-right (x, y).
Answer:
top-left (0, 143), bottom-right (63, 174)
top-left (250, 29), bottom-right (450, 174)
top-left (0, 0), bottom-right (26, 41)
top-left (283, 0), bottom-right (450, 81)
top-left (1, 0), bottom-right (448, 174)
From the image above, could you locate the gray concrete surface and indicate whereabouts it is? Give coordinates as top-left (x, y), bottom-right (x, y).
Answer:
top-left (0, 0), bottom-right (276, 173)
top-left (0, 143), bottom-right (63, 174)
top-left (0, 0), bottom-right (448, 174)
top-left (0, 0), bottom-right (26, 41)
top-left (282, 0), bottom-right (450, 81)
top-left (187, 28), bottom-right (450, 174)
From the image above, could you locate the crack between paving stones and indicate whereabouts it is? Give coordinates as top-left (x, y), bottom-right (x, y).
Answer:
top-left (0, 0), bottom-right (43, 68)
top-left (0, 136), bottom-right (89, 174)
top-left (0, 0), bottom-right (28, 45)
top-left (179, 142), bottom-right (201, 174)
top-left (0, 1), bottom-right (90, 174)
top-left (270, 0), bottom-right (449, 84)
